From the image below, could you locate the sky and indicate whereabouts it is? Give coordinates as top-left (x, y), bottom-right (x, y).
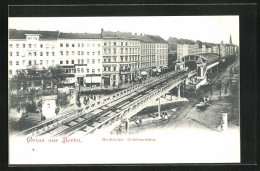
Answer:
top-left (9, 16), bottom-right (239, 45)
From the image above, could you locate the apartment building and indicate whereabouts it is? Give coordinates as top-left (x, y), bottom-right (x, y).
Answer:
top-left (58, 32), bottom-right (103, 87)
top-left (101, 29), bottom-right (141, 87)
top-left (8, 29), bottom-right (60, 76)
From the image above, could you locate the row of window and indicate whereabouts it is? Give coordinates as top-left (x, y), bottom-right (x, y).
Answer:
top-left (141, 44), bottom-right (168, 48)
top-left (104, 41), bottom-right (140, 47)
top-left (60, 43), bottom-right (101, 48)
top-left (103, 56), bottom-right (140, 63)
top-left (63, 68), bottom-right (101, 74)
top-left (60, 51), bottom-right (100, 56)
top-left (9, 60), bottom-right (55, 66)
top-left (104, 48), bottom-right (140, 54)
top-left (60, 58), bottom-right (101, 65)
top-left (9, 43), bottom-right (55, 49)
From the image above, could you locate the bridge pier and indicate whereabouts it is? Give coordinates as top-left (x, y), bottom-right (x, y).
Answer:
top-left (158, 97), bottom-right (161, 118)
top-left (177, 84), bottom-right (181, 99)
top-left (125, 119), bottom-right (129, 134)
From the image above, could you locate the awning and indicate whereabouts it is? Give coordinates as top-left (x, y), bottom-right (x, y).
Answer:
top-left (141, 71), bottom-right (148, 75)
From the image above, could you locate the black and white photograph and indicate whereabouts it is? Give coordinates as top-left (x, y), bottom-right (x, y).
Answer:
top-left (8, 15), bottom-right (240, 164)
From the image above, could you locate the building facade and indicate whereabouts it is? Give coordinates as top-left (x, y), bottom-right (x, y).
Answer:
top-left (9, 29), bottom-right (60, 76)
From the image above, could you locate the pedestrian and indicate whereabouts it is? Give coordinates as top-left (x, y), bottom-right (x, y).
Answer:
top-left (17, 104), bottom-right (20, 113)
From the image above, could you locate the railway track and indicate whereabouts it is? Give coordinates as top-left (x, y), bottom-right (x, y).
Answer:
top-left (49, 71), bottom-right (188, 137)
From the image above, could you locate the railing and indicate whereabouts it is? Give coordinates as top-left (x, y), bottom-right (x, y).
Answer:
top-left (83, 71), bottom-right (189, 135)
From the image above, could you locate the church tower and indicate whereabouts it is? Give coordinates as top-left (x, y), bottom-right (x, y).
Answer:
top-left (229, 34), bottom-right (232, 44)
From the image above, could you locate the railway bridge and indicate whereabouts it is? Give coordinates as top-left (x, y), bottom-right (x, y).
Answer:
top-left (17, 69), bottom-right (197, 137)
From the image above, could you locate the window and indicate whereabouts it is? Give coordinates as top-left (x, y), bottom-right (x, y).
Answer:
top-left (28, 52), bottom-right (32, 56)
top-left (72, 51), bottom-right (75, 55)
top-left (45, 44), bottom-right (48, 48)
top-left (92, 69), bottom-right (95, 73)
top-left (87, 59), bottom-right (89, 64)
top-left (22, 60), bottom-right (25, 65)
top-left (34, 60), bottom-right (37, 65)
top-left (60, 61), bottom-right (63, 64)
top-left (98, 69), bottom-right (100, 73)
top-left (87, 69), bottom-right (90, 73)
top-left (81, 68), bottom-right (84, 73)
top-left (92, 59), bottom-right (95, 64)
top-left (60, 43), bottom-right (63, 47)
top-left (87, 52), bottom-right (89, 55)
top-left (40, 44), bottom-right (43, 48)
top-left (40, 52), bottom-right (43, 56)
top-left (114, 42), bottom-right (116, 46)
top-left (16, 44), bottom-right (19, 48)
top-left (16, 52), bottom-right (19, 56)
top-left (78, 51), bottom-right (80, 55)
top-left (72, 44), bottom-right (75, 47)
top-left (66, 60), bottom-right (69, 64)
top-left (104, 66), bottom-right (106, 71)
top-left (78, 59), bottom-right (80, 64)
top-left (78, 43), bottom-right (80, 47)
top-left (9, 44), bottom-right (13, 48)
top-left (114, 57), bottom-right (116, 62)
top-left (81, 59), bottom-right (84, 64)
top-left (34, 52), bottom-right (37, 56)
top-left (126, 42), bottom-right (128, 46)
top-left (108, 58), bottom-right (111, 62)
top-left (98, 59), bottom-right (100, 63)
top-left (51, 44), bottom-right (55, 49)
top-left (108, 42), bottom-right (111, 46)
top-left (82, 43), bottom-right (84, 47)
top-left (121, 42), bottom-right (123, 46)
top-left (104, 42), bottom-right (107, 46)
top-left (113, 67), bottom-right (116, 71)
top-left (81, 51), bottom-right (84, 55)
top-left (29, 60), bottom-right (32, 65)
top-left (28, 44), bottom-right (32, 48)
top-left (98, 51), bottom-right (100, 55)
top-left (108, 67), bottom-right (111, 71)
top-left (66, 43), bottom-right (69, 47)
top-left (52, 60), bottom-right (55, 65)
top-left (9, 61), bottom-right (12, 65)
top-left (9, 70), bottom-right (12, 75)
top-left (46, 52), bottom-right (49, 56)
top-left (52, 52), bottom-right (55, 56)
top-left (113, 75), bottom-right (116, 80)
top-left (23, 44), bottom-right (26, 48)
top-left (71, 60), bottom-right (74, 64)
top-left (98, 44), bottom-right (100, 47)
top-left (60, 51), bottom-right (63, 55)
top-left (40, 60), bottom-right (43, 65)
top-left (121, 48), bottom-right (123, 54)
top-left (10, 52), bottom-right (12, 56)
top-left (77, 68), bottom-right (80, 73)
top-left (66, 51), bottom-right (69, 56)
top-left (113, 48), bottom-right (116, 54)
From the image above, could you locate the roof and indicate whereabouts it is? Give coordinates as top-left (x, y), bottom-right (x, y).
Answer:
top-left (59, 32), bottom-right (102, 39)
top-left (135, 35), bottom-right (157, 43)
top-left (199, 53), bottom-right (220, 65)
top-left (146, 35), bottom-right (168, 44)
top-left (9, 29), bottom-right (59, 40)
top-left (101, 30), bottom-right (134, 39)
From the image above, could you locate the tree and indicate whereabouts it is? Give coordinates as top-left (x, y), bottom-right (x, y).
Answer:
top-left (9, 70), bottom-right (27, 92)
top-left (47, 66), bottom-right (66, 90)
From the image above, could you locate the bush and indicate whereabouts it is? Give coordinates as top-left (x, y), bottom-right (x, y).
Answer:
top-left (56, 93), bottom-right (70, 107)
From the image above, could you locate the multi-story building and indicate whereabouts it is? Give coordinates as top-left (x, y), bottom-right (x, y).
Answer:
top-left (8, 29), bottom-right (60, 76)
top-left (9, 29), bottom-right (170, 88)
top-left (101, 29), bottom-right (141, 87)
top-left (177, 43), bottom-right (194, 58)
top-left (58, 32), bottom-right (103, 87)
